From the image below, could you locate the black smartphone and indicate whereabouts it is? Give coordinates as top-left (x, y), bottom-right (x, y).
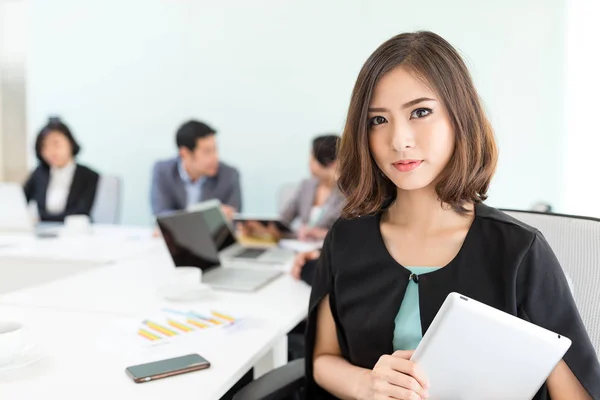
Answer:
top-left (125, 354), bottom-right (210, 383)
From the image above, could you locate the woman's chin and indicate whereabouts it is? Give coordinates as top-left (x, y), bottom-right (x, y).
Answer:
top-left (390, 177), bottom-right (436, 193)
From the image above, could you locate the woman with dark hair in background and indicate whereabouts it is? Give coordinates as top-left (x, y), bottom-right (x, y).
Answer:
top-left (280, 134), bottom-right (344, 240)
top-left (241, 134), bottom-right (344, 242)
top-left (24, 117), bottom-right (99, 222)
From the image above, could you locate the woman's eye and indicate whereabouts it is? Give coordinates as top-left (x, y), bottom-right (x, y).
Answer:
top-left (368, 116), bottom-right (388, 126)
top-left (410, 108), bottom-right (432, 119)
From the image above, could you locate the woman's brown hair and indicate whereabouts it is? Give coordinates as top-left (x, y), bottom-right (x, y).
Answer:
top-left (338, 31), bottom-right (498, 218)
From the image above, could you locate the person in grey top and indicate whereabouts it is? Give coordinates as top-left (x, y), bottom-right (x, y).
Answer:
top-left (150, 120), bottom-right (241, 219)
top-left (240, 135), bottom-right (343, 242)
top-left (280, 135), bottom-right (344, 241)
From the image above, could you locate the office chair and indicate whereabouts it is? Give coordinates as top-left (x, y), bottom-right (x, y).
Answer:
top-left (90, 175), bottom-right (122, 224)
top-left (232, 358), bottom-right (305, 400)
top-left (530, 201), bottom-right (553, 213)
top-left (232, 208), bottom-right (600, 400)
top-left (503, 209), bottom-right (600, 357)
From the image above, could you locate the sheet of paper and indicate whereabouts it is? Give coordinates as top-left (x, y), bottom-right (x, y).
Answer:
top-left (278, 239), bottom-right (323, 253)
top-left (93, 307), bottom-right (264, 358)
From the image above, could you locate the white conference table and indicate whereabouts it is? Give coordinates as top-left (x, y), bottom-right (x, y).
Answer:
top-left (0, 225), bottom-right (161, 294)
top-left (0, 225), bottom-right (311, 399)
top-left (0, 225), bottom-right (159, 265)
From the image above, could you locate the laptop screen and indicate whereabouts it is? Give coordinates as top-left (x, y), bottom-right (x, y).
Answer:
top-left (194, 206), bottom-right (238, 252)
top-left (157, 210), bottom-right (223, 271)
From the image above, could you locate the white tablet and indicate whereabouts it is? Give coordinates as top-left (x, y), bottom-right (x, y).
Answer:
top-left (411, 292), bottom-right (571, 399)
top-left (232, 214), bottom-right (294, 234)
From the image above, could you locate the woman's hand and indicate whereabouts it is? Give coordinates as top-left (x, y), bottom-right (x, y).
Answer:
top-left (297, 224), bottom-right (309, 241)
top-left (363, 350), bottom-right (429, 400)
top-left (220, 204), bottom-right (236, 221)
top-left (297, 225), bottom-right (328, 241)
top-left (306, 227), bottom-right (329, 240)
top-left (290, 250), bottom-right (321, 280)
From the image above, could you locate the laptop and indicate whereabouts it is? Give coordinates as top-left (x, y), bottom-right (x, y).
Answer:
top-left (0, 183), bottom-right (62, 237)
top-left (0, 183), bottom-right (35, 233)
top-left (156, 209), bottom-right (283, 292)
top-left (191, 200), bottom-right (294, 265)
top-left (411, 292), bottom-right (571, 399)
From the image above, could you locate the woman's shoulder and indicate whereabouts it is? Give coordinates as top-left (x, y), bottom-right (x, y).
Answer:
top-left (297, 177), bottom-right (318, 189)
top-left (329, 204), bottom-right (541, 234)
top-left (29, 164), bottom-right (47, 177)
top-left (474, 203), bottom-right (540, 246)
top-left (328, 213), bottom-right (381, 244)
top-left (75, 164), bottom-right (100, 178)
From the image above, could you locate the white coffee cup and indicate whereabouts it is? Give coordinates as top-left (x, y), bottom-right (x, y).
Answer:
top-left (0, 321), bottom-right (25, 367)
top-left (63, 215), bottom-right (92, 235)
top-left (158, 267), bottom-right (208, 301)
top-left (173, 266), bottom-right (202, 284)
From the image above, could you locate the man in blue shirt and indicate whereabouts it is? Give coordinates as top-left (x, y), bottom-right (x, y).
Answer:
top-left (150, 120), bottom-right (242, 219)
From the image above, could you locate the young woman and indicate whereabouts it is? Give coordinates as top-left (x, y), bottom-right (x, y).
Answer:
top-left (281, 134), bottom-right (343, 240)
top-left (240, 134), bottom-right (344, 241)
top-left (24, 118), bottom-right (99, 222)
top-left (307, 32), bottom-right (600, 400)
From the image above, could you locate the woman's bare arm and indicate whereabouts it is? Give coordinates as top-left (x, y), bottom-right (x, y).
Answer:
top-left (547, 360), bottom-right (591, 400)
top-left (313, 295), bottom-right (372, 400)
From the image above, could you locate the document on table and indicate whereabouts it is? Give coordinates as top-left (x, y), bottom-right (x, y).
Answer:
top-left (278, 239), bottom-right (323, 253)
top-left (94, 307), bottom-right (264, 356)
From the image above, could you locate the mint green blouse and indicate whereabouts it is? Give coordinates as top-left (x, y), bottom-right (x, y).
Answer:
top-left (393, 266), bottom-right (441, 351)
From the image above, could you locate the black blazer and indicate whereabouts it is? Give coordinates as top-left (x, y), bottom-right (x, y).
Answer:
top-left (307, 204), bottom-right (600, 400)
top-left (23, 164), bottom-right (100, 222)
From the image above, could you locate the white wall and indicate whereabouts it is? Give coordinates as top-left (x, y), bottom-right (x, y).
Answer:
top-left (0, 0), bottom-right (28, 183)
top-left (564, 0), bottom-right (600, 218)
top-left (26, 0), bottom-right (566, 225)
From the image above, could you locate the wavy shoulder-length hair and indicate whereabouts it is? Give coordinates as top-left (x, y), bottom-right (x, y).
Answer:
top-left (337, 31), bottom-right (498, 218)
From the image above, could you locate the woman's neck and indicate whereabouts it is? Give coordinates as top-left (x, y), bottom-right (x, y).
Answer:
top-left (318, 174), bottom-right (336, 189)
top-left (52, 159), bottom-right (75, 170)
top-left (386, 187), bottom-right (473, 233)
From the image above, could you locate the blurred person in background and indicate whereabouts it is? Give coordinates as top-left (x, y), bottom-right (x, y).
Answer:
top-left (240, 134), bottom-right (343, 241)
top-left (24, 117), bottom-right (99, 222)
top-left (150, 120), bottom-right (242, 220)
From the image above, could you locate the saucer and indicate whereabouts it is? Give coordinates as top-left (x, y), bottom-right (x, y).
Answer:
top-left (157, 283), bottom-right (212, 302)
top-left (0, 343), bottom-right (44, 373)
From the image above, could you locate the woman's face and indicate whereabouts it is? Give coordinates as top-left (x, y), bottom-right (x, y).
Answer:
top-left (367, 66), bottom-right (455, 192)
top-left (41, 131), bottom-right (73, 168)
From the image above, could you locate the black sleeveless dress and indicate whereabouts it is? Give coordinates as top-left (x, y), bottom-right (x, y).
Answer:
top-left (306, 204), bottom-right (600, 399)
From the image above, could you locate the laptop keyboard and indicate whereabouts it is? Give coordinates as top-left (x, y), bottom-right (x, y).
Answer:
top-left (206, 267), bottom-right (279, 285)
top-left (235, 248), bottom-right (267, 259)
